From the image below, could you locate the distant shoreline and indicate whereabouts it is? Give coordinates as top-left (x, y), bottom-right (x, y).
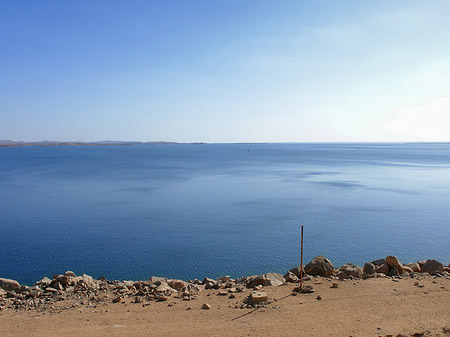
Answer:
top-left (2, 140), bottom-right (450, 147)
top-left (0, 141), bottom-right (205, 148)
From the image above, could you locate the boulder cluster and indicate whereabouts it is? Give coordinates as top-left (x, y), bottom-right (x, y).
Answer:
top-left (288, 255), bottom-right (449, 281)
top-left (1, 256), bottom-right (449, 312)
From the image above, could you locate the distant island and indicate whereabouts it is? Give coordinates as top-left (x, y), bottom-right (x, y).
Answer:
top-left (0, 140), bottom-right (205, 147)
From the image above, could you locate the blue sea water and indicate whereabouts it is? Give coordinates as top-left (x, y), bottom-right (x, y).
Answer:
top-left (0, 143), bottom-right (449, 285)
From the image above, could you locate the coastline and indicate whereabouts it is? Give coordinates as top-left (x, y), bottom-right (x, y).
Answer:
top-left (1, 255), bottom-right (450, 336)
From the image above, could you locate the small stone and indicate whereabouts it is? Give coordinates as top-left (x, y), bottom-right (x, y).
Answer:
top-left (217, 289), bottom-right (228, 296)
top-left (331, 283), bottom-right (338, 288)
top-left (201, 303), bottom-right (211, 310)
top-left (316, 295), bottom-right (322, 300)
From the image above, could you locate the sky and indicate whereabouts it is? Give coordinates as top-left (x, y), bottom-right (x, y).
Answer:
top-left (1, 0), bottom-right (450, 143)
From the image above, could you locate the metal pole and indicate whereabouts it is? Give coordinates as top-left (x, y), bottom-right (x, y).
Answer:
top-left (300, 225), bottom-right (304, 291)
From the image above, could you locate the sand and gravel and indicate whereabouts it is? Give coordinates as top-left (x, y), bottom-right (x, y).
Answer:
top-left (1, 275), bottom-right (450, 336)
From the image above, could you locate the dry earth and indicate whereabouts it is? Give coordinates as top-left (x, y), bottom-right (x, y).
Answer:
top-left (1, 276), bottom-right (449, 337)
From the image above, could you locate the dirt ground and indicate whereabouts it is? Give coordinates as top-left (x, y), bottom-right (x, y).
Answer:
top-left (1, 276), bottom-right (450, 337)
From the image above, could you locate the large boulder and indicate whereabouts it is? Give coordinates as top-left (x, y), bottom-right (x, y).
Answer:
top-left (376, 263), bottom-right (390, 275)
top-left (283, 271), bottom-right (299, 283)
top-left (305, 256), bottom-right (334, 277)
top-left (420, 259), bottom-right (443, 274)
top-left (246, 273), bottom-right (285, 288)
top-left (263, 273), bottom-right (285, 287)
top-left (363, 262), bottom-right (376, 275)
top-left (167, 279), bottom-right (186, 291)
top-left (0, 278), bottom-right (20, 291)
top-left (340, 263), bottom-right (363, 278)
top-left (404, 263), bottom-right (420, 272)
top-left (388, 266), bottom-right (400, 277)
top-left (385, 256), bottom-right (404, 274)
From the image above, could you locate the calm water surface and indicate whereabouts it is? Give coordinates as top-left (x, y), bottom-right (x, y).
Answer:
top-left (1, 143), bottom-right (449, 284)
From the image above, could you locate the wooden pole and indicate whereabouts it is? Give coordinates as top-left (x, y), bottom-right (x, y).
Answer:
top-left (300, 225), bottom-right (304, 291)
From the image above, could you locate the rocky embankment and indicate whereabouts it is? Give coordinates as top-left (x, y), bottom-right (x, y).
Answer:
top-left (1, 256), bottom-right (449, 313)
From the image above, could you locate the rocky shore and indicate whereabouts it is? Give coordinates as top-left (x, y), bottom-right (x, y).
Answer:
top-left (1, 255), bottom-right (449, 314)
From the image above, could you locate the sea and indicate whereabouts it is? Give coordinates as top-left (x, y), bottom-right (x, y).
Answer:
top-left (1, 143), bottom-right (449, 285)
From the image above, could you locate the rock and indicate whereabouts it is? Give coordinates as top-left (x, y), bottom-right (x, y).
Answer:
top-left (45, 287), bottom-right (58, 293)
top-left (82, 274), bottom-right (98, 290)
top-left (202, 277), bottom-right (216, 285)
top-left (250, 291), bottom-right (268, 303)
top-left (420, 259), bottom-right (443, 274)
top-left (246, 273), bottom-right (285, 288)
top-left (64, 271), bottom-right (76, 277)
top-left (340, 263), bottom-right (363, 278)
top-left (362, 273), bottom-right (375, 279)
top-left (0, 278), bottom-right (20, 291)
top-left (0, 288), bottom-right (7, 297)
top-left (263, 273), bottom-right (285, 287)
top-left (372, 259), bottom-right (386, 266)
top-left (404, 263), bottom-right (421, 272)
top-left (35, 277), bottom-right (51, 287)
top-left (336, 271), bottom-right (348, 280)
top-left (204, 282), bottom-right (217, 290)
top-left (53, 275), bottom-right (76, 287)
top-left (123, 280), bottom-right (135, 289)
top-left (224, 281), bottom-right (234, 288)
top-left (217, 276), bottom-right (230, 283)
top-left (289, 265), bottom-right (304, 278)
top-left (417, 260), bottom-right (426, 269)
top-left (402, 266), bottom-right (414, 274)
top-left (149, 277), bottom-right (167, 286)
top-left (385, 256), bottom-right (404, 274)
top-left (283, 271), bottom-right (299, 283)
top-left (305, 256), bottom-right (334, 277)
top-left (217, 289), bottom-right (228, 296)
top-left (363, 262), bottom-right (376, 275)
top-left (388, 266), bottom-right (400, 277)
top-left (331, 282), bottom-right (338, 288)
top-left (201, 303), bottom-right (211, 310)
top-left (158, 295), bottom-right (170, 301)
top-left (155, 282), bottom-right (174, 294)
top-left (376, 263), bottom-right (390, 275)
top-left (246, 276), bottom-right (263, 288)
top-left (167, 279), bottom-right (186, 291)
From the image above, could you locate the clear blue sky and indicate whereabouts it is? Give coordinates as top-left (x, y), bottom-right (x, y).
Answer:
top-left (1, 1), bottom-right (449, 142)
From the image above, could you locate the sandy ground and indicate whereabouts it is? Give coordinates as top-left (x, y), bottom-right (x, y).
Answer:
top-left (1, 276), bottom-right (450, 337)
